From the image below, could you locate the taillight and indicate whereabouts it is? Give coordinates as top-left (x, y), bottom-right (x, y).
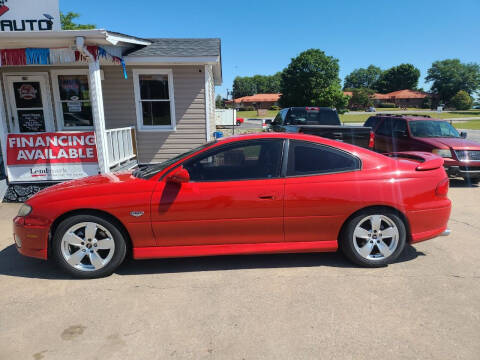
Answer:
top-left (368, 131), bottom-right (375, 148)
top-left (436, 177), bottom-right (449, 196)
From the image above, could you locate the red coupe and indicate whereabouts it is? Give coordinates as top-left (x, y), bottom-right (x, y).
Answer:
top-left (13, 133), bottom-right (451, 278)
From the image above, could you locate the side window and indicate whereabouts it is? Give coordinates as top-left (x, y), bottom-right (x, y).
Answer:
top-left (184, 139), bottom-right (284, 182)
top-left (272, 111), bottom-right (283, 125)
top-left (376, 118), bottom-right (393, 136)
top-left (392, 119), bottom-right (407, 135)
top-left (287, 140), bottom-right (360, 176)
top-left (364, 117), bottom-right (379, 129)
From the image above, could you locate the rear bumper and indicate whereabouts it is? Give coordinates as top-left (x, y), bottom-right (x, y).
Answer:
top-left (407, 203), bottom-right (451, 244)
top-left (13, 216), bottom-right (49, 260)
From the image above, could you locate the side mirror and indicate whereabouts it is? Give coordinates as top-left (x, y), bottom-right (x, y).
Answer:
top-left (460, 131), bottom-right (467, 139)
top-left (264, 119), bottom-right (272, 125)
top-left (167, 166), bottom-right (190, 184)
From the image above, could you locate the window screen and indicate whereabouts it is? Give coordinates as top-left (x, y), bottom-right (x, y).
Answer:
top-left (287, 140), bottom-right (360, 176)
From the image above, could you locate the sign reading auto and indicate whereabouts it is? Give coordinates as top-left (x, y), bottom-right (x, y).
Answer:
top-left (6, 132), bottom-right (99, 182)
top-left (0, 0), bottom-right (60, 32)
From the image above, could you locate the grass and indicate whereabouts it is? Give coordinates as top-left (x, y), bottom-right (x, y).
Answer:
top-left (453, 120), bottom-right (480, 130)
top-left (237, 110), bottom-right (278, 119)
top-left (340, 110), bottom-right (480, 124)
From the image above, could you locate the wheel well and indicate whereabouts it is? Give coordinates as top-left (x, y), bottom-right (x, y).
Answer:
top-left (49, 209), bottom-right (133, 257)
top-left (337, 205), bottom-right (411, 245)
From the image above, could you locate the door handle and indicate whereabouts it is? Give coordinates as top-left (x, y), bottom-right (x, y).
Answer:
top-left (258, 194), bottom-right (275, 200)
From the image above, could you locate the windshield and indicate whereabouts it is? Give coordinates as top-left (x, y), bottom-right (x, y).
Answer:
top-left (409, 120), bottom-right (460, 138)
top-left (133, 141), bottom-right (217, 179)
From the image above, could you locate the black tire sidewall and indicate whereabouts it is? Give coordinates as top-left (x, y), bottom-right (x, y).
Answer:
top-left (341, 210), bottom-right (407, 267)
top-left (52, 214), bottom-right (127, 279)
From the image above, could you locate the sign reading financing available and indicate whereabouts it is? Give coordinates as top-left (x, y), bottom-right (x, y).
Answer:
top-left (0, 0), bottom-right (60, 32)
top-left (6, 132), bottom-right (100, 182)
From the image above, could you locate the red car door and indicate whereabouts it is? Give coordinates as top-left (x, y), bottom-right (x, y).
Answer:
top-left (150, 139), bottom-right (286, 246)
top-left (284, 140), bottom-right (362, 243)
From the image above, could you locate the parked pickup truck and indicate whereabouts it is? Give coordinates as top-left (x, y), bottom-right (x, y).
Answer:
top-left (268, 107), bottom-right (372, 148)
top-left (364, 114), bottom-right (480, 183)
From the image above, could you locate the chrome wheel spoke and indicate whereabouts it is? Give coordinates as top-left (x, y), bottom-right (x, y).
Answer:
top-left (358, 242), bottom-right (374, 258)
top-left (381, 227), bottom-right (396, 238)
top-left (84, 223), bottom-right (97, 241)
top-left (96, 238), bottom-right (114, 250)
top-left (64, 232), bottom-right (84, 247)
top-left (370, 215), bottom-right (382, 232)
top-left (67, 249), bottom-right (86, 266)
top-left (88, 251), bottom-right (104, 269)
top-left (354, 227), bottom-right (370, 239)
top-left (377, 240), bottom-right (393, 257)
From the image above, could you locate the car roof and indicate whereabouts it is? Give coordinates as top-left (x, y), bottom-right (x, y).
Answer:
top-left (373, 114), bottom-right (446, 121)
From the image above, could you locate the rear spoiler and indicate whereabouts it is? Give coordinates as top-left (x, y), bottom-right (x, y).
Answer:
top-left (386, 151), bottom-right (444, 171)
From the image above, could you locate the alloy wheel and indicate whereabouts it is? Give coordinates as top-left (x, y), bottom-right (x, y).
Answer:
top-left (60, 222), bottom-right (115, 272)
top-left (352, 215), bottom-right (399, 261)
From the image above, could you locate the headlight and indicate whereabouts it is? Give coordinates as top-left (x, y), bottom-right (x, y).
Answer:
top-left (432, 149), bottom-right (452, 158)
top-left (17, 204), bottom-right (32, 217)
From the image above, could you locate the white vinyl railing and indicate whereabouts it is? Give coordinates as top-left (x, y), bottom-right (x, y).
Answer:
top-left (105, 126), bottom-right (136, 169)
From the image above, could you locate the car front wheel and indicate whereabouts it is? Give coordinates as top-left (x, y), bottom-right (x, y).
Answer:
top-left (52, 214), bottom-right (127, 278)
top-left (341, 210), bottom-right (406, 267)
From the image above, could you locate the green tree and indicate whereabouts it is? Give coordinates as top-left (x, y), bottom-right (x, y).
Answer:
top-left (376, 64), bottom-right (420, 93)
top-left (349, 88), bottom-right (375, 109)
top-left (232, 76), bottom-right (257, 98)
top-left (215, 95), bottom-right (223, 108)
top-left (61, 12), bottom-right (95, 30)
top-left (344, 65), bottom-right (382, 90)
top-left (426, 59), bottom-right (480, 104)
top-left (279, 49), bottom-right (348, 112)
top-left (450, 90), bottom-right (473, 110)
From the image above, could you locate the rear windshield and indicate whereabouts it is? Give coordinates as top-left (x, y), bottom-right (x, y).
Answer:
top-left (409, 120), bottom-right (460, 138)
top-left (286, 109), bottom-right (340, 126)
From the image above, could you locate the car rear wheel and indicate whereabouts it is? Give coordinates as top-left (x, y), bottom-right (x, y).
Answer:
top-left (52, 215), bottom-right (127, 279)
top-left (341, 210), bottom-right (406, 267)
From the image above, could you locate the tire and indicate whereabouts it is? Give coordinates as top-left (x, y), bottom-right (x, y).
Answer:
top-left (52, 214), bottom-right (127, 279)
top-left (340, 209), bottom-right (406, 267)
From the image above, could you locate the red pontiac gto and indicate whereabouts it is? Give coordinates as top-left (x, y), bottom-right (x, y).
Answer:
top-left (13, 133), bottom-right (451, 278)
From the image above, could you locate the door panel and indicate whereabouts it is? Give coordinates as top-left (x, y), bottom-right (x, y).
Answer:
top-left (151, 179), bottom-right (285, 246)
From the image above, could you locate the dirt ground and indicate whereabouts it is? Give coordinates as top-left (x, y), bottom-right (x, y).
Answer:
top-left (0, 180), bottom-right (479, 360)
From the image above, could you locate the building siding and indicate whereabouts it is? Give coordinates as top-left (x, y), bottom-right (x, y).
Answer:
top-left (0, 64), bottom-right (209, 164)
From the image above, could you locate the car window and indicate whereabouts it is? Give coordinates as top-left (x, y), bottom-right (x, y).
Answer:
top-left (409, 120), bottom-right (460, 138)
top-left (376, 118), bottom-right (393, 136)
top-left (184, 139), bottom-right (284, 182)
top-left (287, 140), bottom-right (360, 176)
top-left (392, 119), bottom-right (407, 133)
top-left (285, 109), bottom-right (339, 125)
top-left (272, 112), bottom-right (283, 125)
top-left (364, 117), bottom-right (379, 129)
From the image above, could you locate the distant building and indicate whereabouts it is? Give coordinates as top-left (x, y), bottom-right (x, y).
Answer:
top-left (344, 89), bottom-right (430, 108)
top-left (227, 93), bottom-right (281, 109)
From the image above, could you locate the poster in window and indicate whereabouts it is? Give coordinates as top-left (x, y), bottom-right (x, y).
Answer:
top-left (13, 82), bottom-right (43, 108)
top-left (18, 110), bottom-right (46, 133)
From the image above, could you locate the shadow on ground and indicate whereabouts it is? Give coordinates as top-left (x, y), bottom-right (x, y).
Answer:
top-left (0, 243), bottom-right (424, 280)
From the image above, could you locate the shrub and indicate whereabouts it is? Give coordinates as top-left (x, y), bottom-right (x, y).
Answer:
top-left (239, 106), bottom-right (255, 111)
top-left (450, 90), bottom-right (473, 110)
top-left (377, 102), bottom-right (396, 108)
top-left (270, 105), bottom-right (281, 110)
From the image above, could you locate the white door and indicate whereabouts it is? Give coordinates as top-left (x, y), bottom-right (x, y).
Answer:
top-left (6, 75), bottom-right (54, 133)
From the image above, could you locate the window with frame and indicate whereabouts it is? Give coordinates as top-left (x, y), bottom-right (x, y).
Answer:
top-left (134, 70), bottom-right (175, 130)
top-left (376, 118), bottom-right (394, 136)
top-left (183, 139), bottom-right (284, 182)
top-left (287, 140), bottom-right (360, 176)
top-left (56, 75), bottom-right (93, 128)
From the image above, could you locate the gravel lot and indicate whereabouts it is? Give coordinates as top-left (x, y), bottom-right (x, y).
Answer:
top-left (0, 181), bottom-right (479, 360)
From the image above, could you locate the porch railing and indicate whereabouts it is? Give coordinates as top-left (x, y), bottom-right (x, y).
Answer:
top-left (105, 126), bottom-right (137, 169)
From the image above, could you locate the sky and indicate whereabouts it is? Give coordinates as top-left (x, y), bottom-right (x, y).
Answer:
top-left (61, 0), bottom-right (480, 98)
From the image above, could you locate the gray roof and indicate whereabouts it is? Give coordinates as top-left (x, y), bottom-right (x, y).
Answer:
top-left (127, 38), bottom-right (221, 57)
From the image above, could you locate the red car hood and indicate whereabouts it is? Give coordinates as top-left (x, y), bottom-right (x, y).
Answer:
top-left (416, 137), bottom-right (480, 150)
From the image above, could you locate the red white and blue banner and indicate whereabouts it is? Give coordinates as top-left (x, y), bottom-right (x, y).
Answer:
top-left (6, 131), bottom-right (99, 182)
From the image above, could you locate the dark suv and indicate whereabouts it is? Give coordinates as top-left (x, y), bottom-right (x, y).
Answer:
top-left (365, 114), bottom-right (480, 183)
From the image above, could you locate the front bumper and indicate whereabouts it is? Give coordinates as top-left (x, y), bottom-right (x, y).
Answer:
top-left (443, 159), bottom-right (480, 178)
top-left (13, 216), bottom-right (49, 260)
